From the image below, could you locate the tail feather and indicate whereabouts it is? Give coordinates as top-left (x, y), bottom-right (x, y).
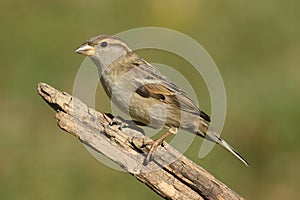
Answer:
top-left (219, 138), bottom-right (249, 167)
top-left (205, 127), bottom-right (249, 167)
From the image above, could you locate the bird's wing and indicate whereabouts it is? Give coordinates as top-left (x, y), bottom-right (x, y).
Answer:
top-left (128, 56), bottom-right (210, 123)
top-left (135, 81), bottom-right (211, 123)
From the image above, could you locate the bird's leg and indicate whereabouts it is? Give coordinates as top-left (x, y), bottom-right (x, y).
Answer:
top-left (144, 127), bottom-right (178, 164)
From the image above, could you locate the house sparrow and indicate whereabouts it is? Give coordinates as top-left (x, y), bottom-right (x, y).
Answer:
top-left (75, 34), bottom-right (249, 166)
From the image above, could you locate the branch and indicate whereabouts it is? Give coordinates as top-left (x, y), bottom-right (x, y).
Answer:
top-left (37, 82), bottom-right (245, 200)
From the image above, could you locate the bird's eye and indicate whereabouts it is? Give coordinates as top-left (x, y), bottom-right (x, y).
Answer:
top-left (100, 41), bottom-right (108, 48)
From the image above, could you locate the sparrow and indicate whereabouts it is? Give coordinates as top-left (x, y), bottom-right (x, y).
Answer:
top-left (75, 34), bottom-right (249, 166)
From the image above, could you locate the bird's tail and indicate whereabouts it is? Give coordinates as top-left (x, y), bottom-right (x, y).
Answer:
top-left (203, 127), bottom-right (249, 167)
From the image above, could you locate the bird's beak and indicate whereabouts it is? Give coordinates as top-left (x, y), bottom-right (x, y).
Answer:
top-left (75, 44), bottom-right (95, 56)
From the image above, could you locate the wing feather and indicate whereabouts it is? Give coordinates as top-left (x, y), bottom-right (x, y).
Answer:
top-left (128, 56), bottom-right (211, 123)
top-left (135, 82), bottom-right (211, 122)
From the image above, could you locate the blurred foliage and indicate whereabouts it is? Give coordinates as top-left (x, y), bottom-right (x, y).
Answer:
top-left (1, 0), bottom-right (300, 199)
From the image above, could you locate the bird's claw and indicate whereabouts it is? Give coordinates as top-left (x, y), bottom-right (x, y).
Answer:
top-left (144, 139), bottom-right (164, 165)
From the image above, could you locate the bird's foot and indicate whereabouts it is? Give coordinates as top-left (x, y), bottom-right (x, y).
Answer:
top-left (143, 138), bottom-right (165, 165)
top-left (143, 127), bottom-right (178, 165)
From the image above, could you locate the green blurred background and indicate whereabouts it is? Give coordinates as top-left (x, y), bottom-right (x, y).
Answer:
top-left (1, 0), bottom-right (299, 199)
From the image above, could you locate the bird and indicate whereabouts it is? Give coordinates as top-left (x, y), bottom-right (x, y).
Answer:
top-left (75, 34), bottom-right (249, 166)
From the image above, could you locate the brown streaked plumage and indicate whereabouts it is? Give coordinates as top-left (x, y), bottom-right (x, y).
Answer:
top-left (75, 34), bottom-right (249, 166)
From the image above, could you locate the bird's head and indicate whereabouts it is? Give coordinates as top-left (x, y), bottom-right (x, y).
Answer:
top-left (75, 35), bottom-right (132, 69)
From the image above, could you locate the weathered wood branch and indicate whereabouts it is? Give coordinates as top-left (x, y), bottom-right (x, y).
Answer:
top-left (37, 82), bottom-right (244, 200)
